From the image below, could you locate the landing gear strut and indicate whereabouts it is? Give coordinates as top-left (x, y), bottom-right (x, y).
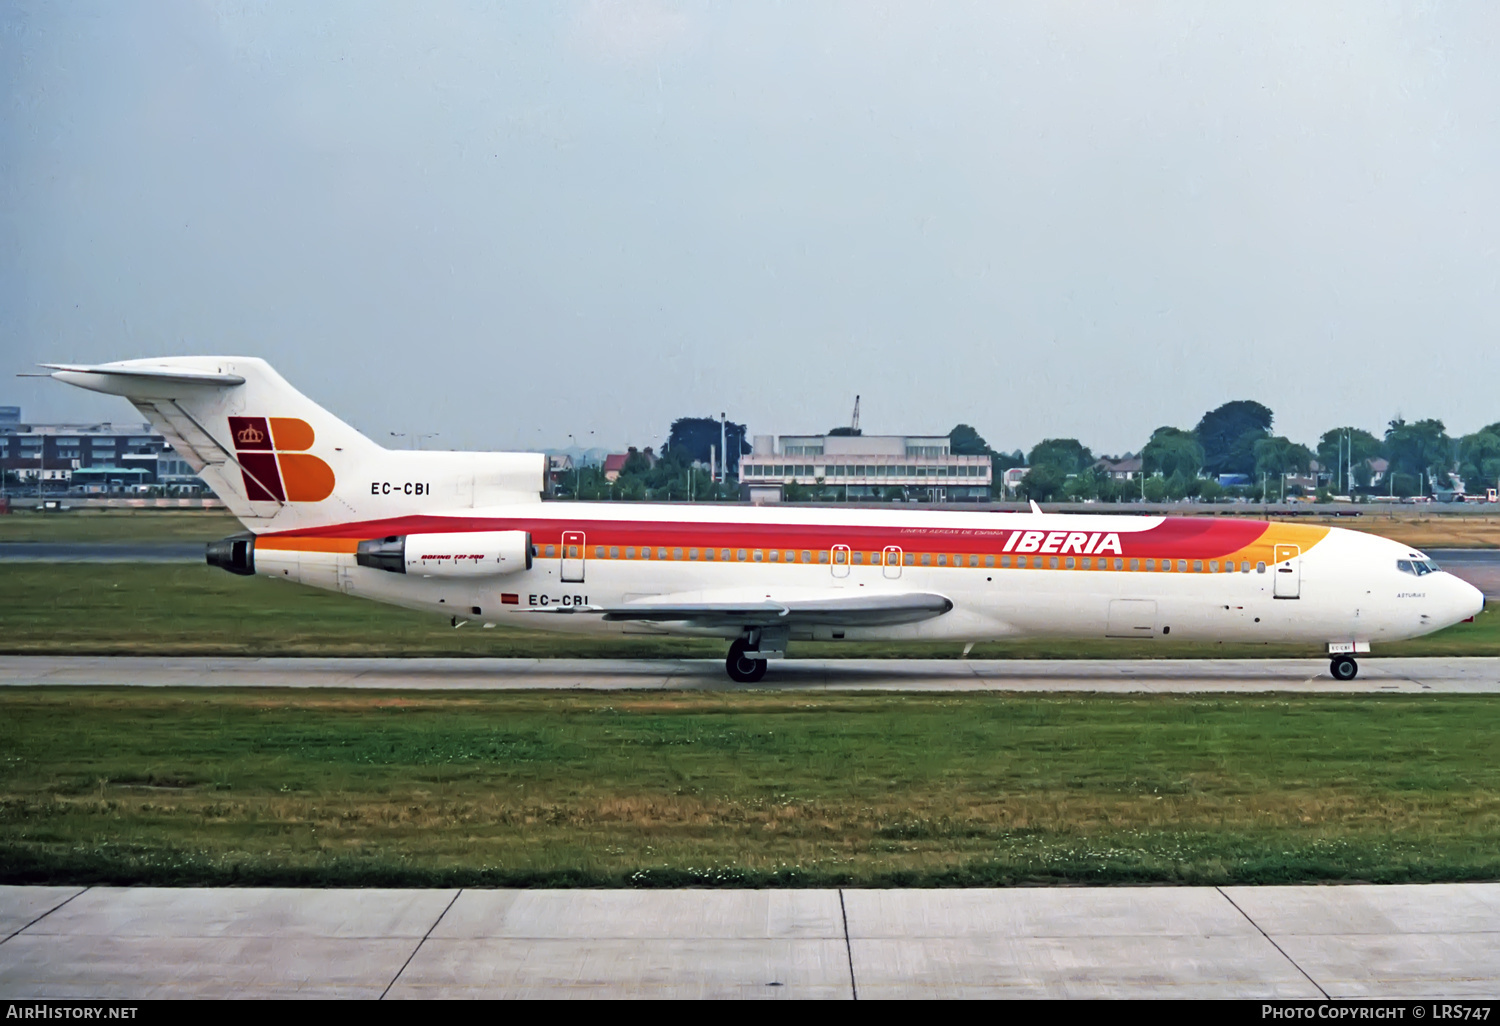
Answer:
top-left (726, 637), bottom-right (767, 683)
top-left (1330, 655), bottom-right (1359, 681)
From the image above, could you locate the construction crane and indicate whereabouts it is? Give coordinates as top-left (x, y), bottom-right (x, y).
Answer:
top-left (829, 395), bottom-right (863, 437)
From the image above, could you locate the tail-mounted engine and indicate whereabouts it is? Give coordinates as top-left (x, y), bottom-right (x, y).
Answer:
top-left (206, 533), bottom-right (255, 576)
top-left (356, 530), bottom-right (533, 577)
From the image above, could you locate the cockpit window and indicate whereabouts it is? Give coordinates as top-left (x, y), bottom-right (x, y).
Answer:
top-left (1398, 559), bottom-right (1440, 576)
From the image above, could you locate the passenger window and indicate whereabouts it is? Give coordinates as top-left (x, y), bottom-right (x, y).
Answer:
top-left (819, 551), bottom-right (830, 564)
top-left (853, 552), bottom-right (864, 565)
top-left (1193, 561), bottom-right (1203, 573)
top-left (1256, 562), bottom-right (1267, 573)
top-left (720, 549), bottom-right (730, 561)
top-left (1208, 561), bottom-right (1218, 573)
top-left (545, 545), bottom-right (556, 558)
top-left (769, 550), bottom-right (780, 562)
top-left (737, 549), bottom-right (747, 561)
top-left (903, 552), bottom-right (915, 566)
top-left (969, 555), bottom-right (979, 567)
top-left (673, 548), bottom-right (683, 560)
top-left (1146, 559), bottom-right (1156, 571)
top-left (985, 555), bottom-right (995, 568)
top-left (610, 547), bottom-right (619, 558)
top-left (1016, 556), bottom-right (1027, 568)
top-left (1241, 561), bottom-right (1250, 573)
top-left (1065, 557), bottom-right (1076, 569)
top-left (703, 548), bottom-right (714, 561)
top-left (802, 551), bottom-right (812, 563)
top-left (1080, 558), bottom-right (1091, 569)
top-left (937, 554), bottom-right (947, 566)
top-left (787, 551), bottom-right (797, 563)
top-left (625, 547), bottom-right (636, 559)
top-left (753, 550), bottom-right (764, 562)
top-left (1130, 559), bottom-right (1140, 571)
top-left (657, 548), bottom-right (667, 560)
top-left (1178, 560), bottom-right (1187, 572)
top-left (689, 548), bottom-right (698, 560)
top-left (1001, 556), bottom-right (1011, 568)
top-left (922, 554), bottom-right (932, 566)
top-left (1049, 557), bottom-right (1059, 569)
top-left (595, 546), bottom-right (604, 558)
top-left (1114, 559), bottom-right (1123, 571)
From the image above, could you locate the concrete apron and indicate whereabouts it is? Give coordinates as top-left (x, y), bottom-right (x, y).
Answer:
top-left (2, 884), bottom-right (1498, 999)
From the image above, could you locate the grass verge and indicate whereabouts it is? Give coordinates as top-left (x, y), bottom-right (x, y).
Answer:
top-left (0, 509), bottom-right (240, 543)
top-left (2, 689), bottom-right (1498, 887)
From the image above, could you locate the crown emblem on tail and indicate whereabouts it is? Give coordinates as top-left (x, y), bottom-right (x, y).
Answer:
top-left (236, 425), bottom-right (265, 445)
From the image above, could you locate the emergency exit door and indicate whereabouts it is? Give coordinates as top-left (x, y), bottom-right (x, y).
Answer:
top-left (1272, 543), bottom-right (1300, 599)
top-left (561, 530), bottom-right (586, 583)
top-left (882, 546), bottom-right (903, 580)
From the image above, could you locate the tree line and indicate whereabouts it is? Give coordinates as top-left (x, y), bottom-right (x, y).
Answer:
top-left (553, 405), bottom-right (1500, 503)
top-left (959, 400), bottom-right (1500, 503)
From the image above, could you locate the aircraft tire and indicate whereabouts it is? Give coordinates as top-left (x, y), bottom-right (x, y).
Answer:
top-left (726, 639), bottom-right (767, 683)
top-left (1330, 655), bottom-right (1359, 681)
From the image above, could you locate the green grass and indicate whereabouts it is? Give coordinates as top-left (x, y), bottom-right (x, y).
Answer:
top-left (0, 509), bottom-right (240, 542)
top-left (2, 689), bottom-right (1498, 887)
top-left (0, 562), bottom-right (1496, 658)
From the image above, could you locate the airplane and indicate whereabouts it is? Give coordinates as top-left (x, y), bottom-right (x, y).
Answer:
top-left (44, 356), bottom-right (1484, 682)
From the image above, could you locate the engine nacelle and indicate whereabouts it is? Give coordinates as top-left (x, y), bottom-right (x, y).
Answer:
top-left (206, 533), bottom-right (255, 576)
top-left (356, 530), bottom-right (532, 577)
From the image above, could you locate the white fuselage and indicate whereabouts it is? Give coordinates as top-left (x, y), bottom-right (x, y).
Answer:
top-left (253, 501), bottom-right (1484, 651)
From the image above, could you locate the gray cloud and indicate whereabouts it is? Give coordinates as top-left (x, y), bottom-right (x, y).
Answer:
top-left (4, 1), bottom-right (1498, 454)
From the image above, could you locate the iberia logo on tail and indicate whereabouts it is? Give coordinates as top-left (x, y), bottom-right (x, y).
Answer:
top-left (227, 417), bottom-right (335, 502)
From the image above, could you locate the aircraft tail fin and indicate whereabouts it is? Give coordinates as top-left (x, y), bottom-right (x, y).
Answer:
top-left (45, 357), bottom-right (544, 533)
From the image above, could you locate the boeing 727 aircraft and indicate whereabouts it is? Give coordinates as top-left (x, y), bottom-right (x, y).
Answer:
top-left (46, 356), bottom-right (1483, 682)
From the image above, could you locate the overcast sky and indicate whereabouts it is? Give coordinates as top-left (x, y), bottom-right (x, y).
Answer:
top-left (4, 1), bottom-right (1498, 455)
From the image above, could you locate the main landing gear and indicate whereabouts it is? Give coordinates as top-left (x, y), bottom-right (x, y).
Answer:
top-left (726, 637), bottom-right (767, 683)
top-left (1330, 655), bottom-right (1359, 681)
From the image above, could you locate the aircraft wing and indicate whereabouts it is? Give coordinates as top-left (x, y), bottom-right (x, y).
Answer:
top-left (521, 590), bottom-right (953, 628)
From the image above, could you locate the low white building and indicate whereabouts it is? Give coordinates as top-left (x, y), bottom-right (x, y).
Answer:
top-left (740, 433), bottom-right (991, 503)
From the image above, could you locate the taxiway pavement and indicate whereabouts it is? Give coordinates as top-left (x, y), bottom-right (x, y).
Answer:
top-left (2, 884), bottom-right (1496, 998)
top-left (3, 654), bottom-right (1500, 692)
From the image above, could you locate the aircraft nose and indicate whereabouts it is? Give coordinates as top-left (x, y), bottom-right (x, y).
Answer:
top-left (1449, 574), bottom-right (1486, 621)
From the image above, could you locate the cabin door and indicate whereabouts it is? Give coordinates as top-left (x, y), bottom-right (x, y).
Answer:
top-left (830, 544), bottom-right (851, 579)
top-left (561, 530), bottom-right (586, 583)
top-left (882, 545), bottom-right (903, 580)
top-left (1272, 544), bottom-right (1300, 599)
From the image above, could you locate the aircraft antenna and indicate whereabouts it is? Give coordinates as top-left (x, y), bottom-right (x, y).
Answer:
top-left (850, 395), bottom-right (860, 433)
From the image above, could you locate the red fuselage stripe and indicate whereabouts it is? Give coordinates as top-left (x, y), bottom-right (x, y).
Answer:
top-left (261, 514), bottom-right (1273, 560)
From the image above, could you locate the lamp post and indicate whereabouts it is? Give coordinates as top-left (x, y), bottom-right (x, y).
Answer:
top-left (567, 432), bottom-right (593, 499)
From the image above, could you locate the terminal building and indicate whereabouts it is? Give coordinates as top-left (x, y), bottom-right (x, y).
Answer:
top-left (740, 433), bottom-right (992, 503)
top-left (0, 411), bottom-right (207, 495)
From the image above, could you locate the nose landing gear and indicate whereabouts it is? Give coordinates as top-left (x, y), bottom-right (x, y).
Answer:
top-left (1330, 655), bottom-right (1359, 681)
